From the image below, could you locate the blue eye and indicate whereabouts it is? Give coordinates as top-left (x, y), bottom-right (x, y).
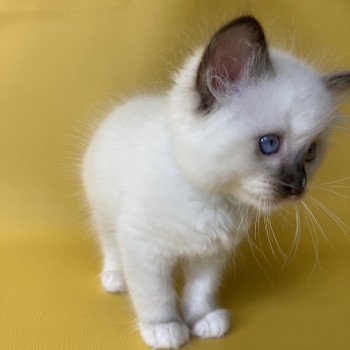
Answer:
top-left (259, 134), bottom-right (280, 155)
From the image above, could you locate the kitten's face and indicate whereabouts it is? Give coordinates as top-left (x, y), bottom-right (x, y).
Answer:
top-left (216, 53), bottom-right (333, 211)
top-left (181, 67), bottom-right (332, 212)
top-left (170, 16), bottom-right (350, 212)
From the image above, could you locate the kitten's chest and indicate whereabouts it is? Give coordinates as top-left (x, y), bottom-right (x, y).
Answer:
top-left (162, 195), bottom-right (251, 256)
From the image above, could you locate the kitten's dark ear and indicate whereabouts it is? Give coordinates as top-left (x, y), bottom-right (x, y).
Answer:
top-left (322, 71), bottom-right (350, 94)
top-left (196, 16), bottom-right (273, 112)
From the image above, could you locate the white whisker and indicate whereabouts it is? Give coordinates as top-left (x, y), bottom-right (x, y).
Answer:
top-left (322, 185), bottom-right (350, 189)
top-left (279, 204), bottom-right (301, 272)
top-left (315, 186), bottom-right (348, 199)
top-left (302, 201), bottom-right (327, 243)
top-left (304, 202), bottom-right (323, 272)
top-left (266, 211), bottom-right (286, 260)
top-left (311, 197), bottom-right (350, 242)
top-left (318, 176), bottom-right (350, 186)
top-left (263, 215), bottom-right (277, 260)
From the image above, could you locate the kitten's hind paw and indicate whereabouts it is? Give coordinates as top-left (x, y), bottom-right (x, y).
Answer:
top-left (140, 320), bottom-right (190, 349)
top-left (101, 270), bottom-right (127, 293)
top-left (191, 309), bottom-right (230, 339)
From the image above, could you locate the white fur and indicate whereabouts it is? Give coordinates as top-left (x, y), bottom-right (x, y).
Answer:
top-left (82, 43), bottom-right (338, 348)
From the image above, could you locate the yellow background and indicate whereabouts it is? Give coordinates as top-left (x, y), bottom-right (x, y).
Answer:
top-left (1, 1), bottom-right (350, 349)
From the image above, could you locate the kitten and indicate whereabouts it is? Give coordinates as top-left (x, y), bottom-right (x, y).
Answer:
top-left (82, 16), bottom-right (350, 349)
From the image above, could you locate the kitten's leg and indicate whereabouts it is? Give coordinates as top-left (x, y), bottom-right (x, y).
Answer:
top-left (119, 233), bottom-right (190, 349)
top-left (182, 254), bottom-right (230, 338)
top-left (93, 214), bottom-right (127, 293)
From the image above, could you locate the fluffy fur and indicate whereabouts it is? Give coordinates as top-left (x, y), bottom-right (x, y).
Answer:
top-left (82, 16), bottom-right (350, 349)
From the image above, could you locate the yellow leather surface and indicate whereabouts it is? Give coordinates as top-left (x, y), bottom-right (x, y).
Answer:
top-left (1, 1), bottom-right (350, 349)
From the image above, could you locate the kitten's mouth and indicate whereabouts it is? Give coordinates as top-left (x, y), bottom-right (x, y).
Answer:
top-left (251, 197), bottom-right (279, 213)
top-left (237, 175), bottom-right (307, 213)
top-left (235, 191), bottom-right (278, 213)
top-left (242, 189), bottom-right (306, 213)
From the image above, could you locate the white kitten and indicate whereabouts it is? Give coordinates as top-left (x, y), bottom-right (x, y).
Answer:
top-left (82, 16), bottom-right (350, 349)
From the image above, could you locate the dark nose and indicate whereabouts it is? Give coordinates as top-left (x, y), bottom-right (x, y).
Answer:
top-left (279, 165), bottom-right (307, 197)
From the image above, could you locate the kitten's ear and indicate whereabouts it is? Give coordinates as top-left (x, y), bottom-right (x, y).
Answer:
top-left (196, 16), bottom-right (273, 111)
top-left (322, 71), bottom-right (350, 94)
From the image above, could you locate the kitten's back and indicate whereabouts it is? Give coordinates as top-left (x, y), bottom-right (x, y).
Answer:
top-left (82, 94), bottom-right (169, 212)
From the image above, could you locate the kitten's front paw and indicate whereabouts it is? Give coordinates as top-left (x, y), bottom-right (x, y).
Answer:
top-left (101, 270), bottom-right (127, 293)
top-left (140, 320), bottom-right (190, 349)
top-left (191, 309), bottom-right (230, 339)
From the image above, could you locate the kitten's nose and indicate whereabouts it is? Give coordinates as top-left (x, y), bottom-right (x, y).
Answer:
top-left (279, 165), bottom-right (307, 197)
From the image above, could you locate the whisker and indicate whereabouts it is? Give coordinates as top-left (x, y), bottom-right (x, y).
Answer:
top-left (297, 256), bottom-right (320, 290)
top-left (269, 177), bottom-right (301, 190)
top-left (321, 185), bottom-right (350, 190)
top-left (255, 197), bottom-right (264, 250)
top-left (245, 196), bottom-right (272, 268)
top-left (266, 210), bottom-right (287, 260)
top-left (302, 200), bottom-right (328, 244)
top-left (304, 201), bottom-right (323, 273)
top-left (241, 197), bottom-right (274, 286)
top-left (246, 237), bottom-right (274, 287)
top-left (311, 197), bottom-right (350, 242)
top-left (302, 199), bottom-right (339, 255)
top-left (291, 204), bottom-right (301, 257)
top-left (318, 176), bottom-right (350, 186)
top-left (254, 200), bottom-right (260, 241)
top-left (279, 204), bottom-right (301, 272)
top-left (232, 202), bottom-right (245, 282)
top-left (296, 200), bottom-right (324, 290)
top-left (244, 232), bottom-right (272, 268)
top-left (311, 186), bottom-right (348, 199)
top-left (263, 215), bottom-right (278, 260)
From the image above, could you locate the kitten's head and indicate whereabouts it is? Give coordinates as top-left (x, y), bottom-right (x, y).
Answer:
top-left (169, 16), bottom-right (350, 212)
